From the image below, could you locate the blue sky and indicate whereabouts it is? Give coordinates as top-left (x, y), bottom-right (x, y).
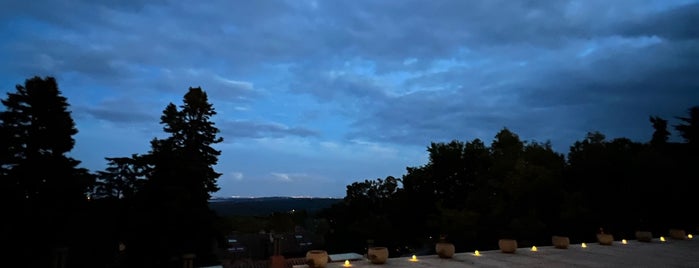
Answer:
top-left (1, 0), bottom-right (698, 197)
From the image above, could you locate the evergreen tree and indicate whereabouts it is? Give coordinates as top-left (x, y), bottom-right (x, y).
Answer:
top-left (675, 106), bottom-right (699, 146)
top-left (0, 76), bottom-right (89, 206)
top-left (148, 87), bottom-right (223, 204)
top-left (129, 87), bottom-right (223, 266)
top-left (94, 154), bottom-right (148, 199)
top-left (649, 116), bottom-right (670, 146)
top-left (0, 76), bottom-right (91, 266)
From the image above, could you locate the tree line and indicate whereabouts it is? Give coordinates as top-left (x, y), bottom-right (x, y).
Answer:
top-left (1, 76), bottom-right (224, 267)
top-left (320, 107), bottom-right (698, 256)
top-left (1, 76), bottom-right (697, 265)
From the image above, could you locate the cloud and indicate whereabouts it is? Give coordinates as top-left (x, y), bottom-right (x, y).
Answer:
top-left (2, 0), bottom-right (698, 197)
top-left (73, 97), bottom-right (159, 124)
top-left (271, 172), bottom-right (293, 182)
top-left (228, 172), bottom-right (244, 181)
top-left (219, 120), bottom-right (318, 140)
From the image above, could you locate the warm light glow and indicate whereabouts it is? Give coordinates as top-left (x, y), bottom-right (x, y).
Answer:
top-left (581, 243), bottom-right (587, 248)
top-left (660, 236), bottom-right (666, 242)
top-left (474, 250), bottom-right (481, 256)
top-left (531, 246), bottom-right (538, 252)
top-left (689, 234), bottom-right (693, 239)
top-left (410, 255), bottom-right (418, 262)
top-left (343, 260), bottom-right (352, 267)
top-left (622, 239), bottom-right (627, 244)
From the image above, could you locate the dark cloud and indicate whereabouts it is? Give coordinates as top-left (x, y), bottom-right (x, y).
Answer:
top-left (220, 120), bottom-right (318, 139)
top-left (1, 0), bottom-right (697, 196)
top-left (72, 97), bottom-right (160, 124)
top-left (621, 3), bottom-right (699, 40)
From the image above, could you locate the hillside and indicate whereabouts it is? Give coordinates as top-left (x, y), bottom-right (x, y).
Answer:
top-left (209, 197), bottom-right (342, 216)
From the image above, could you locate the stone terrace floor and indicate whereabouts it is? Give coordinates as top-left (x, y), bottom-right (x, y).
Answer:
top-left (319, 238), bottom-right (698, 268)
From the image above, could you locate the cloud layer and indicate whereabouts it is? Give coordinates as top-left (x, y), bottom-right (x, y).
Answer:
top-left (2, 0), bottom-right (697, 197)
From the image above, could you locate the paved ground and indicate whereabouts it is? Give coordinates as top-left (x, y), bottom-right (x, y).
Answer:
top-left (321, 238), bottom-right (698, 268)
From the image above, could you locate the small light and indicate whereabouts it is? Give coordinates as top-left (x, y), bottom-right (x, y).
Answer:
top-left (660, 236), bottom-right (666, 242)
top-left (688, 234), bottom-right (693, 239)
top-left (343, 260), bottom-right (352, 267)
top-left (531, 246), bottom-right (538, 252)
top-left (622, 239), bottom-right (627, 244)
top-left (581, 243), bottom-right (587, 248)
top-left (410, 255), bottom-right (418, 262)
top-left (474, 250), bottom-right (481, 256)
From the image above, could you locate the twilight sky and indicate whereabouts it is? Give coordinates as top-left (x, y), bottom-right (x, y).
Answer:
top-left (1, 0), bottom-right (698, 198)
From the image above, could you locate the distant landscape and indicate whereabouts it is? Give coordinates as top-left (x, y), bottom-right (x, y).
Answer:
top-left (209, 197), bottom-right (341, 217)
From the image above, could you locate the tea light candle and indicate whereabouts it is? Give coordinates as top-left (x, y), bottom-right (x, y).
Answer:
top-left (474, 250), bottom-right (481, 256)
top-left (581, 243), bottom-right (587, 248)
top-left (531, 246), bottom-right (538, 252)
top-left (343, 260), bottom-right (352, 267)
top-left (660, 236), bottom-right (666, 242)
top-left (410, 255), bottom-right (418, 262)
top-left (622, 239), bottom-right (627, 244)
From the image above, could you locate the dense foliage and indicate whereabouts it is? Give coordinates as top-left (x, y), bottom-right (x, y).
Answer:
top-left (321, 112), bottom-right (699, 255)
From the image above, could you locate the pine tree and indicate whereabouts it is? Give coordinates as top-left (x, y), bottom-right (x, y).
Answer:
top-left (148, 87), bottom-right (223, 204)
top-left (675, 106), bottom-right (699, 146)
top-left (130, 87), bottom-right (223, 265)
top-left (0, 76), bottom-right (89, 207)
top-left (0, 76), bottom-right (92, 265)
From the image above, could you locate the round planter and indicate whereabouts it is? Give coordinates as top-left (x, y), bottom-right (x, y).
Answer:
top-left (552, 236), bottom-right (570, 249)
top-left (435, 242), bottom-right (455, 258)
top-left (367, 247), bottom-right (389, 264)
top-left (635, 231), bottom-right (653, 242)
top-left (597, 234), bottom-right (614, 245)
top-left (306, 250), bottom-right (328, 268)
top-left (669, 229), bottom-right (686, 240)
top-left (498, 239), bottom-right (517, 253)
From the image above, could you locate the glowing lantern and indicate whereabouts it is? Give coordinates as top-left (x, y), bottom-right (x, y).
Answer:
top-left (581, 243), bottom-right (587, 248)
top-left (343, 260), bottom-right (352, 267)
top-left (531, 246), bottom-right (538, 252)
top-left (660, 236), bottom-right (666, 242)
top-left (622, 239), bottom-right (628, 244)
top-left (410, 255), bottom-right (419, 262)
top-left (474, 250), bottom-right (481, 256)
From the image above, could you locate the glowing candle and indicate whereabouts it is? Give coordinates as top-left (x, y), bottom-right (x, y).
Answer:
top-left (660, 236), bottom-right (666, 242)
top-left (343, 260), bottom-right (352, 267)
top-left (531, 246), bottom-right (538, 252)
top-left (688, 234), bottom-right (693, 239)
top-left (581, 243), bottom-right (587, 248)
top-left (410, 255), bottom-right (418, 262)
top-left (622, 239), bottom-right (627, 244)
top-left (474, 250), bottom-right (481, 256)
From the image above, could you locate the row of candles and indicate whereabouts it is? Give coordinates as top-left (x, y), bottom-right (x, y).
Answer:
top-left (340, 233), bottom-right (693, 267)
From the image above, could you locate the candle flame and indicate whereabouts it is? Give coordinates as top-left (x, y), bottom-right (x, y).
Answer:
top-left (343, 260), bottom-right (351, 267)
top-left (581, 243), bottom-right (587, 248)
top-left (660, 236), bottom-right (666, 242)
top-left (531, 246), bottom-right (538, 252)
top-left (622, 239), bottom-right (627, 244)
top-left (474, 250), bottom-right (480, 256)
top-left (410, 255), bottom-right (418, 262)
top-left (688, 234), bottom-right (693, 239)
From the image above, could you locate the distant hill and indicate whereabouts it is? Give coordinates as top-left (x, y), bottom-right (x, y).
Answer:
top-left (208, 196), bottom-right (342, 216)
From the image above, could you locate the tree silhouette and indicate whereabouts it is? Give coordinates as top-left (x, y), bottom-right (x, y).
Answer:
top-left (649, 116), bottom-right (670, 146)
top-left (94, 154), bottom-right (148, 199)
top-left (128, 87), bottom-right (223, 266)
top-left (675, 106), bottom-right (699, 146)
top-left (0, 76), bottom-right (92, 266)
